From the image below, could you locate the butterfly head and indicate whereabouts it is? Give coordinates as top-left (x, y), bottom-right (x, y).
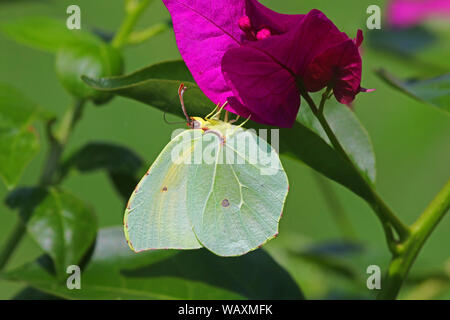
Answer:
top-left (189, 116), bottom-right (209, 130)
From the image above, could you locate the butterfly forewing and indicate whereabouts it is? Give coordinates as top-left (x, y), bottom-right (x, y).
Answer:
top-left (124, 130), bottom-right (202, 252)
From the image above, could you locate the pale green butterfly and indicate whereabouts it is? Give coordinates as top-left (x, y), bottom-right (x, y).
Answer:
top-left (124, 84), bottom-right (289, 256)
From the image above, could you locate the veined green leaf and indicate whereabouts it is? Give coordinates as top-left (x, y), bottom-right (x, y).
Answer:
top-left (5, 187), bottom-right (97, 279)
top-left (55, 43), bottom-right (124, 103)
top-left (368, 26), bottom-right (437, 57)
top-left (59, 142), bottom-right (144, 199)
top-left (1, 17), bottom-right (102, 53)
top-left (289, 240), bottom-right (365, 282)
top-left (83, 60), bottom-right (376, 201)
top-left (0, 83), bottom-right (41, 189)
top-left (368, 26), bottom-right (450, 71)
top-left (2, 17), bottom-right (124, 102)
top-left (298, 99), bottom-right (376, 183)
top-left (0, 227), bottom-right (304, 300)
top-left (60, 142), bottom-right (144, 177)
top-left (376, 69), bottom-right (450, 113)
top-left (12, 287), bottom-right (61, 300)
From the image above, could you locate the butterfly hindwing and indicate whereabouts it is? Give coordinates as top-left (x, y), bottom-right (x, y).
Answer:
top-left (187, 126), bottom-right (289, 256)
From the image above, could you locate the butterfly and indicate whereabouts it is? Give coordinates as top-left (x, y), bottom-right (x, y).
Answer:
top-left (124, 84), bottom-right (289, 256)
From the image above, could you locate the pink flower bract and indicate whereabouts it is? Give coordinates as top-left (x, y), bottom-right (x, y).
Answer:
top-left (388, 0), bottom-right (450, 28)
top-left (163, 1), bottom-right (368, 127)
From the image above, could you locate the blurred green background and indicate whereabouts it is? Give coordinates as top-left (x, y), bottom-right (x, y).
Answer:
top-left (0, 0), bottom-right (449, 299)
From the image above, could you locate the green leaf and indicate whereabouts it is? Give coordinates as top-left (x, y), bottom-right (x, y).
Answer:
top-left (368, 26), bottom-right (437, 57)
top-left (289, 241), bottom-right (364, 282)
top-left (376, 69), bottom-right (450, 113)
top-left (1, 227), bottom-right (304, 300)
top-left (83, 60), bottom-right (376, 201)
top-left (13, 287), bottom-right (61, 300)
top-left (1, 17), bottom-right (123, 103)
top-left (60, 142), bottom-right (143, 177)
top-left (368, 26), bottom-right (450, 71)
top-left (6, 187), bottom-right (97, 279)
top-left (0, 83), bottom-right (41, 189)
top-left (1, 17), bottom-right (102, 53)
top-left (56, 43), bottom-right (124, 103)
top-left (59, 142), bottom-right (144, 199)
top-left (298, 99), bottom-right (376, 183)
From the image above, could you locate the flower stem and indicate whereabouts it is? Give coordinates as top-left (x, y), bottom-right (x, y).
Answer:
top-left (112, 0), bottom-right (153, 49)
top-left (299, 84), bottom-right (449, 299)
top-left (39, 100), bottom-right (85, 186)
top-left (318, 104), bottom-right (410, 243)
top-left (127, 22), bottom-right (171, 45)
top-left (318, 85), bottom-right (332, 116)
top-left (378, 179), bottom-right (450, 299)
top-left (0, 100), bottom-right (85, 272)
top-left (298, 86), bottom-right (409, 242)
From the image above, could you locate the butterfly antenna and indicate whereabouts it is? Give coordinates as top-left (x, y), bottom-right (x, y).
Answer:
top-left (178, 83), bottom-right (191, 124)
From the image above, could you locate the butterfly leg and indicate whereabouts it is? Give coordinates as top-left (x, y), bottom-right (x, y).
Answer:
top-left (229, 115), bottom-right (251, 136)
top-left (211, 101), bottom-right (228, 120)
top-left (238, 114), bottom-right (251, 127)
top-left (205, 103), bottom-right (221, 120)
top-left (229, 115), bottom-right (240, 124)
